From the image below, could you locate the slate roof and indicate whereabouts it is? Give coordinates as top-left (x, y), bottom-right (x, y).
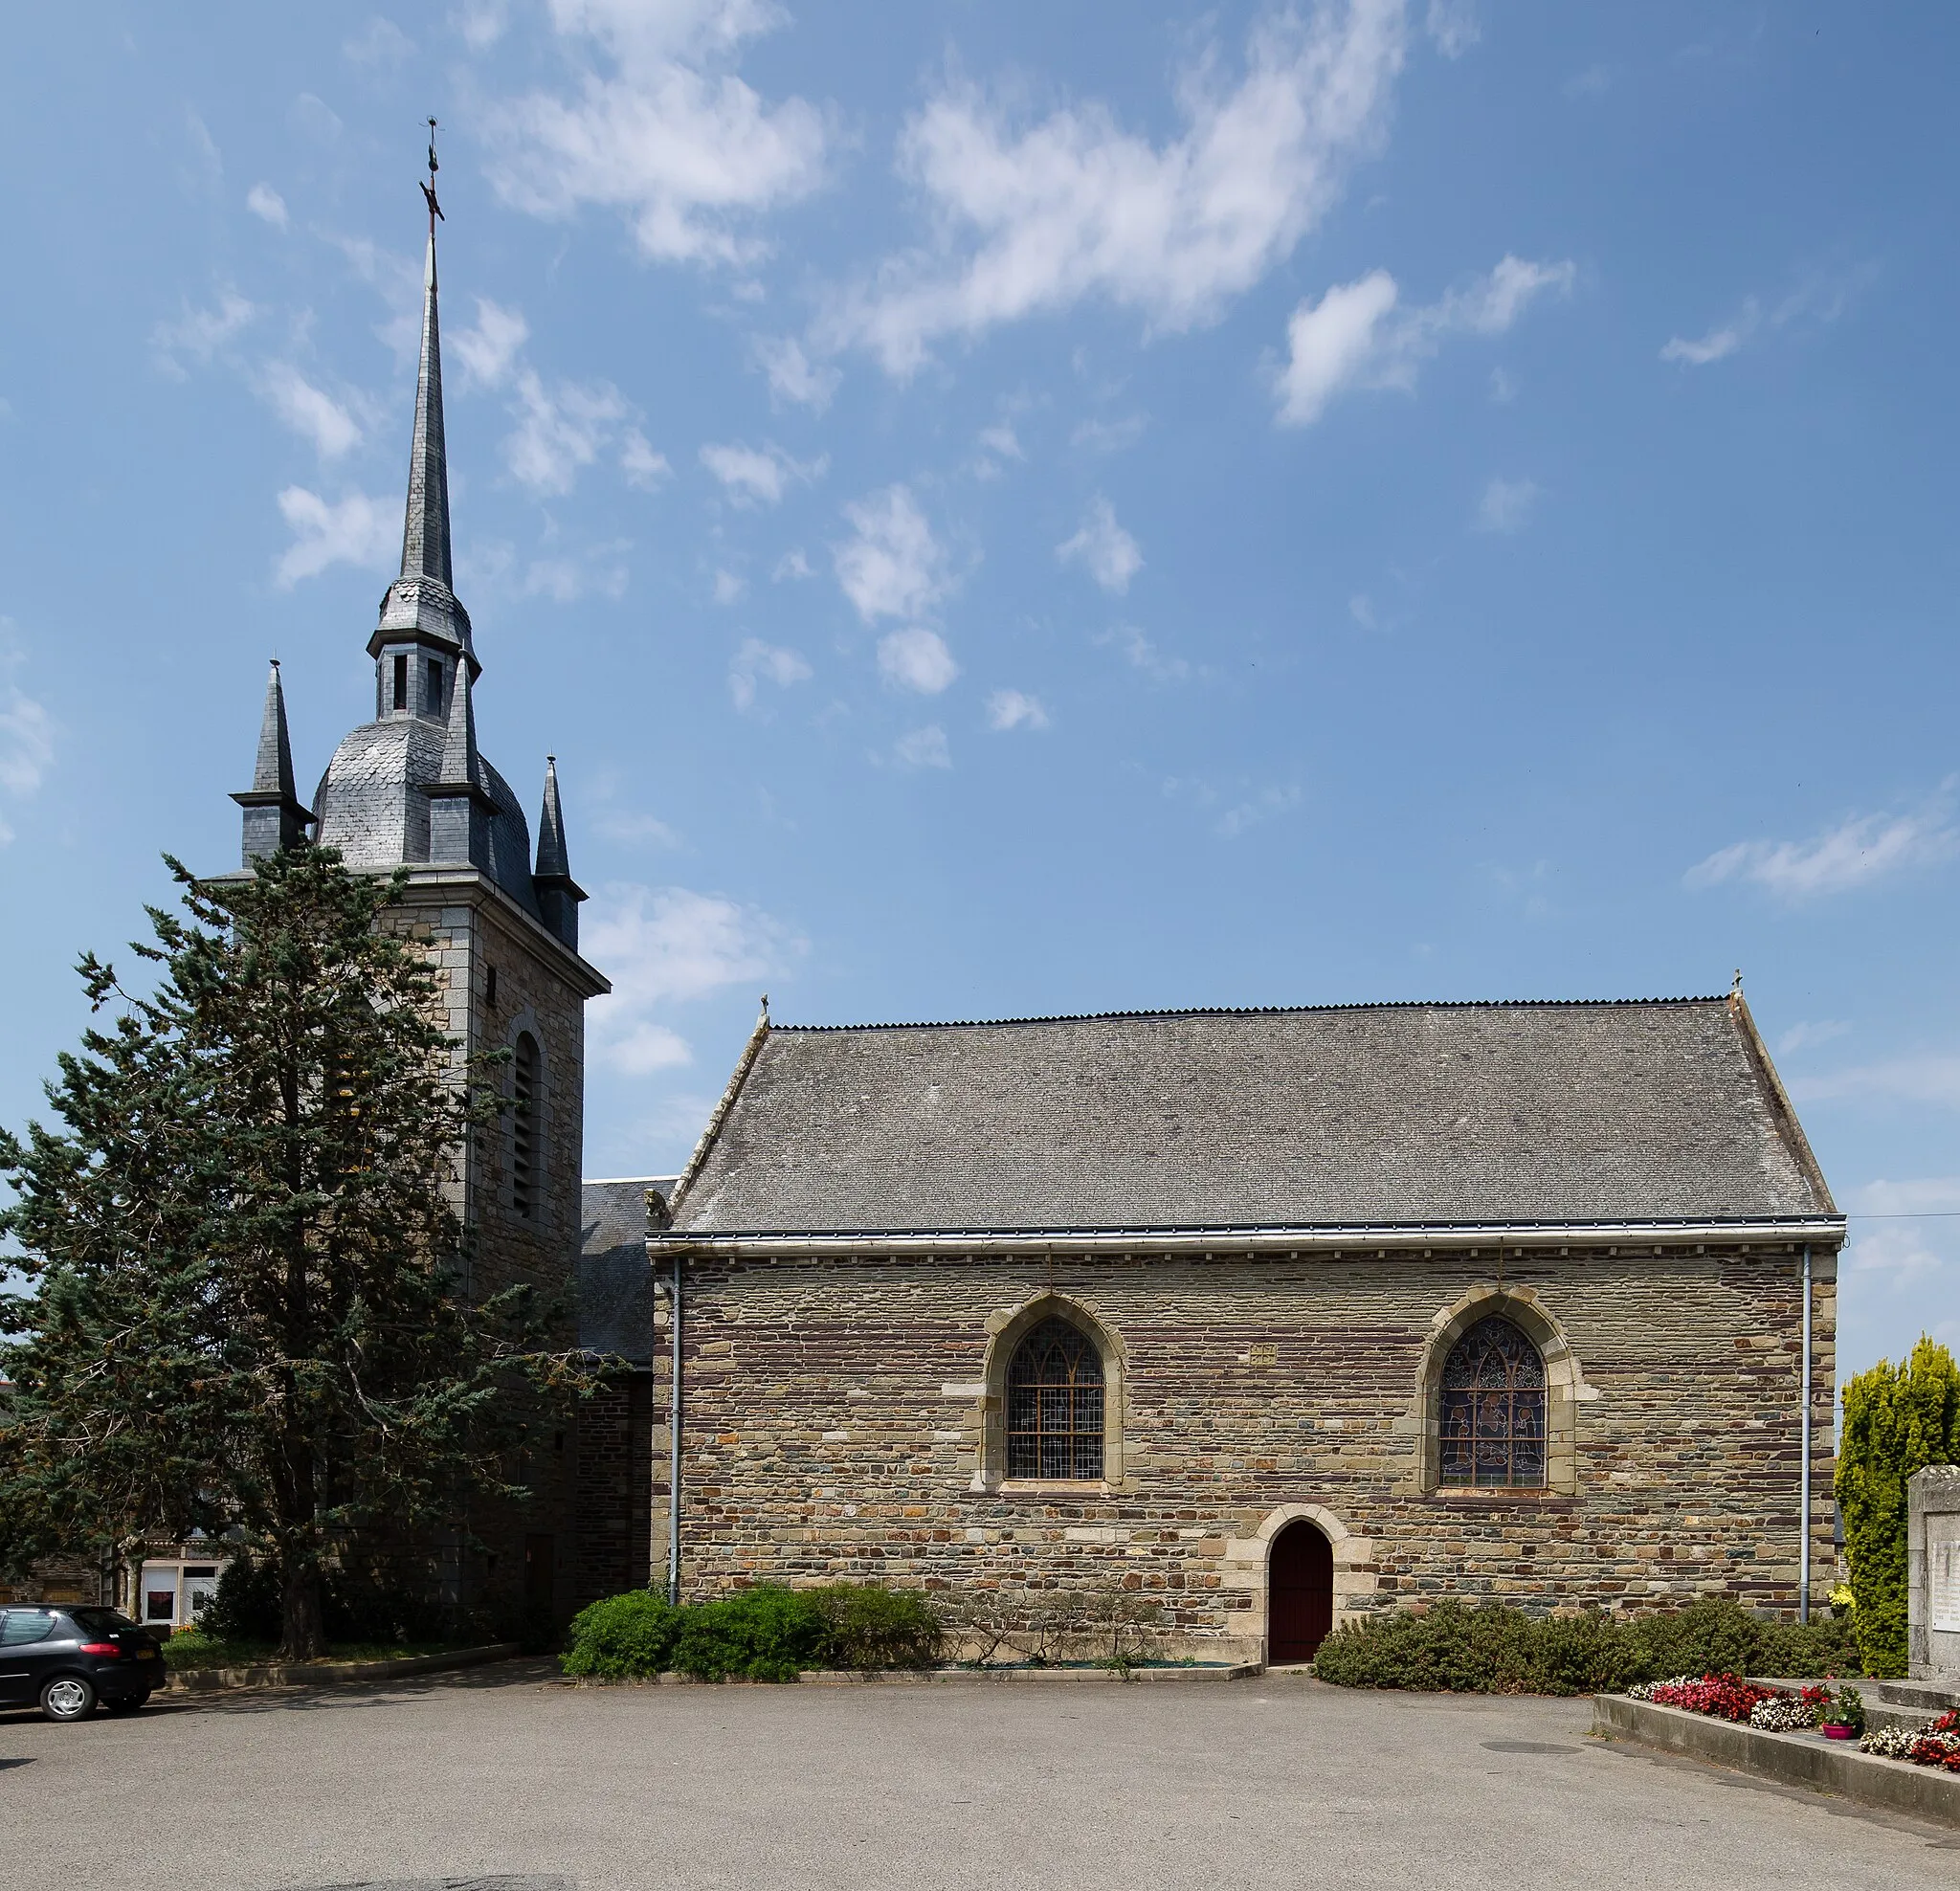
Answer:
top-left (667, 998), bottom-right (1834, 1236)
top-left (312, 717), bottom-right (540, 918)
top-left (576, 1177), bottom-right (678, 1364)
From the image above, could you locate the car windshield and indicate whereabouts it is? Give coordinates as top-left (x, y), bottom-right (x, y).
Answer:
top-left (65, 1608), bottom-right (142, 1634)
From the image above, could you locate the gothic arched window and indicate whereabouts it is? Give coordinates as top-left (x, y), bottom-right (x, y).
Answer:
top-left (1006, 1317), bottom-right (1104, 1480)
top-left (511, 1032), bottom-right (540, 1221)
top-left (1438, 1315), bottom-right (1547, 1488)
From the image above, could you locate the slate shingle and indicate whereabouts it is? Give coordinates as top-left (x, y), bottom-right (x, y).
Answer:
top-left (670, 999), bottom-right (1831, 1235)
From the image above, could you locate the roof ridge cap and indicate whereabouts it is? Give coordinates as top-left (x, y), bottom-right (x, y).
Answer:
top-left (769, 995), bottom-right (1732, 1033)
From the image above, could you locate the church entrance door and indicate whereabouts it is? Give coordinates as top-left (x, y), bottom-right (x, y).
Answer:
top-left (1267, 1520), bottom-right (1334, 1664)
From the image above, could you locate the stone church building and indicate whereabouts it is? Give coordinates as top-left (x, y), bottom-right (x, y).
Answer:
top-left (179, 178), bottom-right (1843, 1664)
top-left (637, 995), bottom-right (1844, 1662)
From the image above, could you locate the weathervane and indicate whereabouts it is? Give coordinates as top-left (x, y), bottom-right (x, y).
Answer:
top-left (421, 117), bottom-right (444, 233)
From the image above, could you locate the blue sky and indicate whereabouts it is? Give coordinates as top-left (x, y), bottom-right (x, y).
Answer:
top-left (1, 2), bottom-right (1955, 1386)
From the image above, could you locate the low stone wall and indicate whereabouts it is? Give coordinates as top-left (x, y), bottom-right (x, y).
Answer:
top-left (1592, 1693), bottom-right (1960, 1828)
top-left (162, 1642), bottom-right (520, 1694)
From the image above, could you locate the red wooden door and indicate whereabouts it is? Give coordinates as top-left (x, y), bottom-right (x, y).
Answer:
top-left (1268, 1521), bottom-right (1334, 1663)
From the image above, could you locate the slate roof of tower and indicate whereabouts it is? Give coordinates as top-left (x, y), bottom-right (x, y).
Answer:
top-left (668, 997), bottom-right (1834, 1235)
top-left (312, 718), bottom-right (540, 917)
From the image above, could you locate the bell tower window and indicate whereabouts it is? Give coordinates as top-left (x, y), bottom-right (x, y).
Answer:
top-left (428, 658), bottom-right (445, 720)
top-left (512, 1033), bottom-right (540, 1222)
top-left (392, 654), bottom-right (409, 713)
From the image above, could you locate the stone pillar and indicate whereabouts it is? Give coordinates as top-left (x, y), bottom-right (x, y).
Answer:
top-left (1908, 1464), bottom-right (1960, 1681)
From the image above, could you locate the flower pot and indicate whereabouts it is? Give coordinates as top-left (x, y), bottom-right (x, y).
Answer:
top-left (1821, 1724), bottom-right (1855, 1740)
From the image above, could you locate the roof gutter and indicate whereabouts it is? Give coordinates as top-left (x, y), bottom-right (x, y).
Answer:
top-left (651, 1215), bottom-right (1847, 1260)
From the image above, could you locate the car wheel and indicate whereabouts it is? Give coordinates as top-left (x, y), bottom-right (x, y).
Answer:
top-left (106, 1693), bottom-right (150, 1716)
top-left (40, 1675), bottom-right (97, 1723)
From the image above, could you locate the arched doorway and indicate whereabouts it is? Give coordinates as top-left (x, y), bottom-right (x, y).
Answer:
top-left (1268, 1520), bottom-right (1334, 1664)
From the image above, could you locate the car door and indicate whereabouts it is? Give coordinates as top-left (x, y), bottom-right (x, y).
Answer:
top-left (0, 1610), bottom-right (56, 1705)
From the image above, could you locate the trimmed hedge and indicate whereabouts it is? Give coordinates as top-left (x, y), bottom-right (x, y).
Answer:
top-left (561, 1582), bottom-right (944, 1682)
top-left (1312, 1596), bottom-right (1861, 1696)
top-left (1838, 1337), bottom-right (1960, 1679)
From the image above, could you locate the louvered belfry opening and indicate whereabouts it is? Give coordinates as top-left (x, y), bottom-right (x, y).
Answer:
top-left (1438, 1315), bottom-right (1548, 1487)
top-left (512, 1033), bottom-right (539, 1220)
top-left (1006, 1317), bottom-right (1105, 1479)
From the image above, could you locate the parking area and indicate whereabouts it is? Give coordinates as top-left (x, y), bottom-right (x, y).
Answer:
top-left (1, 1662), bottom-right (1954, 1891)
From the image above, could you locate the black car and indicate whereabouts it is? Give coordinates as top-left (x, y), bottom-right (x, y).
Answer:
top-left (0, 1607), bottom-right (166, 1721)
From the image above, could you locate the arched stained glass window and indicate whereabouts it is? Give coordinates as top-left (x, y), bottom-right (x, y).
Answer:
top-left (1438, 1315), bottom-right (1547, 1488)
top-left (1006, 1318), bottom-right (1104, 1480)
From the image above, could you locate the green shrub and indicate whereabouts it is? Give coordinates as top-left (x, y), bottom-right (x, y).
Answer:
top-left (561, 1591), bottom-right (682, 1679)
top-left (806, 1583), bottom-right (944, 1671)
top-left (1837, 1337), bottom-right (1960, 1679)
top-left (671, 1586), bottom-right (830, 1682)
top-left (1313, 1593), bottom-right (1862, 1695)
top-left (559, 1581), bottom-right (947, 1681)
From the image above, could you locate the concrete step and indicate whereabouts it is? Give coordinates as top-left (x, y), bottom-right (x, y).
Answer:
top-left (1875, 1678), bottom-right (1960, 1713)
top-left (1865, 1701), bottom-right (1947, 1736)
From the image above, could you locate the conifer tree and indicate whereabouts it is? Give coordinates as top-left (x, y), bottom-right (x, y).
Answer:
top-left (0, 847), bottom-right (586, 1657)
top-left (1836, 1336), bottom-right (1960, 1677)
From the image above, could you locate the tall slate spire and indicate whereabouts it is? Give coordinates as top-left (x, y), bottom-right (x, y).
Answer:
top-left (369, 124), bottom-right (476, 677)
top-left (232, 660), bottom-right (314, 864)
top-left (399, 228), bottom-right (452, 590)
top-left (533, 755), bottom-right (586, 949)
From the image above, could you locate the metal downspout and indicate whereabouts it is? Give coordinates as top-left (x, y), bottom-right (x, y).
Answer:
top-left (667, 1247), bottom-right (682, 1607)
top-left (1799, 1242), bottom-right (1813, 1623)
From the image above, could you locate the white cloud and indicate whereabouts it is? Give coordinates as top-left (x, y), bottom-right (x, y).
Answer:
top-left (246, 183), bottom-right (289, 228)
top-left (877, 628), bottom-right (959, 696)
top-left (1217, 783), bottom-right (1303, 837)
top-left (585, 879), bottom-right (803, 1077)
top-left (773, 548), bottom-right (813, 581)
top-left (978, 423), bottom-right (1023, 462)
top-left (151, 290), bottom-right (256, 378)
top-left (1662, 305), bottom-right (1757, 367)
top-left (524, 548), bottom-right (630, 602)
top-left (829, 1), bottom-right (1407, 374)
top-left (729, 637), bottom-right (813, 710)
top-left (834, 485), bottom-right (947, 623)
top-left (595, 809), bottom-right (680, 848)
top-left (275, 487), bottom-right (396, 586)
top-left (0, 623), bottom-right (54, 844)
top-left (454, 298), bottom-right (531, 389)
top-left (1275, 254), bottom-right (1574, 425)
top-left (456, 2), bottom-right (510, 51)
top-left (986, 688), bottom-right (1049, 732)
top-left (1662, 268), bottom-right (1874, 367)
top-left (1786, 1056), bottom-right (1960, 1109)
top-left (1853, 1176), bottom-right (1960, 1216)
top-left (712, 567), bottom-right (745, 605)
top-left (754, 334), bottom-right (838, 412)
top-left (1846, 1221), bottom-right (1948, 1284)
top-left (1477, 476), bottom-right (1539, 534)
top-left (1425, 0), bottom-right (1480, 57)
top-left (483, 0), bottom-right (829, 267)
top-left (505, 368), bottom-right (629, 495)
top-left (345, 16), bottom-right (413, 66)
top-left (1777, 1019), bottom-right (1850, 1057)
top-left (894, 724), bottom-right (951, 770)
top-left (1057, 495), bottom-right (1143, 593)
top-left (1095, 624), bottom-right (1191, 683)
top-left (257, 362), bottom-right (366, 458)
top-left (699, 439), bottom-right (823, 507)
top-left (620, 428), bottom-right (672, 488)
top-left (1072, 413), bottom-right (1147, 453)
top-left (1686, 798), bottom-right (1960, 900)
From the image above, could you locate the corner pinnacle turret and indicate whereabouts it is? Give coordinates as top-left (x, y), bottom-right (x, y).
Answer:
top-left (232, 660), bottom-right (314, 864)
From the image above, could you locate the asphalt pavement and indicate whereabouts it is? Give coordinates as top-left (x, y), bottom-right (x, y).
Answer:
top-left (1, 1660), bottom-right (1954, 1890)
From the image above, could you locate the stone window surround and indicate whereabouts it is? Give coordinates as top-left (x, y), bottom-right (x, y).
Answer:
top-left (971, 1292), bottom-right (1126, 1495)
top-left (1404, 1284), bottom-right (1595, 1498)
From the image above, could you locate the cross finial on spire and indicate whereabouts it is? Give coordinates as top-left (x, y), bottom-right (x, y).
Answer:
top-left (421, 118), bottom-right (444, 234)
